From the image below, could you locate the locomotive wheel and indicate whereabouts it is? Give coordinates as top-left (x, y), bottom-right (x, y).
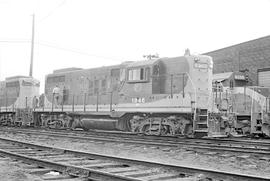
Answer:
top-left (262, 124), bottom-right (270, 137)
top-left (55, 120), bottom-right (63, 129)
top-left (141, 123), bottom-right (173, 136)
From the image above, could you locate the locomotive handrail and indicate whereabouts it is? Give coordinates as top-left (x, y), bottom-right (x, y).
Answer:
top-left (118, 80), bottom-right (126, 92)
top-left (233, 87), bottom-right (267, 111)
top-left (186, 73), bottom-right (197, 132)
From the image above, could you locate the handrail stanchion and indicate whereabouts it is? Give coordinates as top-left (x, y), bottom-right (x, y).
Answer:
top-left (42, 96), bottom-right (45, 111)
top-left (110, 91), bottom-right (113, 112)
top-left (265, 97), bottom-right (268, 113)
top-left (182, 73), bottom-right (185, 98)
top-left (83, 93), bottom-right (86, 112)
top-left (6, 94), bottom-right (8, 112)
top-left (25, 97), bottom-right (28, 109)
top-left (96, 91), bottom-right (99, 112)
top-left (72, 94), bottom-right (74, 112)
top-left (51, 94), bottom-right (54, 112)
top-left (61, 95), bottom-right (64, 112)
top-left (186, 73), bottom-right (197, 134)
top-left (170, 74), bottom-right (173, 98)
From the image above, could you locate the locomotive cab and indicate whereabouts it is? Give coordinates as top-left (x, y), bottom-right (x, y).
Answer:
top-left (120, 59), bottom-right (157, 103)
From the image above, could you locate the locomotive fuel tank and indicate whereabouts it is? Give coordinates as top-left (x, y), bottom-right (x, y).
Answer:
top-left (77, 118), bottom-right (118, 131)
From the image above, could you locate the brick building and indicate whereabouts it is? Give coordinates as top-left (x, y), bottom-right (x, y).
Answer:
top-left (205, 35), bottom-right (270, 87)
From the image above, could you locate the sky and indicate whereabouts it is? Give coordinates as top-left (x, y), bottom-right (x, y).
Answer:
top-left (0, 0), bottom-right (270, 92)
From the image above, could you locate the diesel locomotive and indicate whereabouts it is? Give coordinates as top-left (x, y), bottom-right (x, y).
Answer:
top-left (0, 53), bottom-right (214, 137)
top-left (32, 53), bottom-right (213, 137)
top-left (0, 76), bottom-right (40, 126)
top-left (1, 53), bottom-right (269, 137)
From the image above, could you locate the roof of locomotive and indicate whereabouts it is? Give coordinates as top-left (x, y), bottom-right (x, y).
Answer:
top-left (126, 56), bottom-right (189, 68)
top-left (0, 76), bottom-right (40, 89)
top-left (48, 62), bottom-right (132, 77)
top-left (127, 58), bottom-right (159, 68)
top-left (53, 67), bottom-right (83, 74)
top-left (4, 75), bottom-right (40, 83)
top-left (5, 75), bottom-right (31, 81)
top-left (48, 54), bottom-right (210, 76)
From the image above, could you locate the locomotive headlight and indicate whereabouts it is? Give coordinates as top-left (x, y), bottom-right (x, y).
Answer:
top-left (194, 57), bottom-right (200, 62)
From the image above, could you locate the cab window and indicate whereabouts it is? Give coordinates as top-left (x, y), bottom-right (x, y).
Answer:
top-left (22, 80), bottom-right (33, 86)
top-left (127, 68), bottom-right (148, 82)
top-left (194, 62), bottom-right (208, 69)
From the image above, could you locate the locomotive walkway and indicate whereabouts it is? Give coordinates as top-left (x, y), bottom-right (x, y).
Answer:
top-left (0, 136), bottom-right (269, 181)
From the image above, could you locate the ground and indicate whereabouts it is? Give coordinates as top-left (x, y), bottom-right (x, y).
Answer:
top-left (0, 131), bottom-right (270, 180)
top-left (0, 157), bottom-right (43, 181)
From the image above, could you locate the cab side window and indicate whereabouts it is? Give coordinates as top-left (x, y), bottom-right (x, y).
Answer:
top-left (127, 67), bottom-right (149, 82)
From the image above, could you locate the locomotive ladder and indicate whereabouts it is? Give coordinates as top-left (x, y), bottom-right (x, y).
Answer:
top-left (194, 108), bottom-right (209, 138)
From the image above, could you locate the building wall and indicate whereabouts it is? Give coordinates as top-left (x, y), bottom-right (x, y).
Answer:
top-left (205, 35), bottom-right (270, 85)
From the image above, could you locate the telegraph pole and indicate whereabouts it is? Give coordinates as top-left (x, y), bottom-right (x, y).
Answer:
top-left (29, 14), bottom-right (35, 77)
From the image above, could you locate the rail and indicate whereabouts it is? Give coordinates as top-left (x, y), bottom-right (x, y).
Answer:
top-left (0, 136), bottom-right (268, 181)
top-left (2, 127), bottom-right (270, 156)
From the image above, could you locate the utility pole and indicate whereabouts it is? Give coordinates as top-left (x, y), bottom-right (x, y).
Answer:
top-left (29, 14), bottom-right (35, 77)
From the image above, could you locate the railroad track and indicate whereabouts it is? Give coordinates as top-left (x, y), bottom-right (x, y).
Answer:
top-left (0, 137), bottom-right (268, 181)
top-left (1, 127), bottom-right (270, 156)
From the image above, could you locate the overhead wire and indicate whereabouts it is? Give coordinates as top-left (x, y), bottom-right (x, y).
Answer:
top-left (36, 41), bottom-right (125, 62)
top-left (37, 0), bottom-right (67, 23)
top-left (0, 39), bottom-right (127, 62)
top-left (0, 39), bottom-right (30, 43)
top-left (0, 1), bottom-right (130, 62)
